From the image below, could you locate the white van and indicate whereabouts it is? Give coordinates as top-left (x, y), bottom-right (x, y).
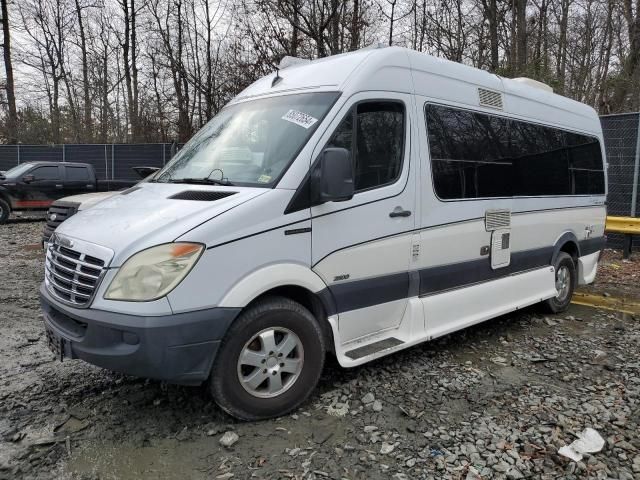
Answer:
top-left (40, 46), bottom-right (607, 420)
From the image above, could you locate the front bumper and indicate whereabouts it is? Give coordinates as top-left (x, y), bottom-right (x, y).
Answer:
top-left (40, 283), bottom-right (240, 385)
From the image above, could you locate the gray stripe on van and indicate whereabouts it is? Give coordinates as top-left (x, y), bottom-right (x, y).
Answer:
top-left (320, 236), bottom-right (604, 316)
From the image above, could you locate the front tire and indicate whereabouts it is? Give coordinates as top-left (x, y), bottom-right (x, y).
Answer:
top-left (209, 296), bottom-right (325, 420)
top-left (542, 252), bottom-right (576, 313)
top-left (0, 198), bottom-right (9, 225)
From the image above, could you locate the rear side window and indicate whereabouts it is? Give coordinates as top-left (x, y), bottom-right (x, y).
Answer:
top-left (31, 166), bottom-right (60, 181)
top-left (425, 104), bottom-right (605, 199)
top-left (327, 101), bottom-right (405, 192)
top-left (66, 166), bottom-right (90, 181)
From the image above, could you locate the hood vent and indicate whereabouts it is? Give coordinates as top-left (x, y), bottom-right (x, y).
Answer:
top-left (478, 88), bottom-right (504, 110)
top-left (169, 190), bottom-right (237, 201)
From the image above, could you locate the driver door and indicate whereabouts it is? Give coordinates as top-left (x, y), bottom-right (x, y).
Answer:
top-left (311, 93), bottom-right (416, 343)
top-left (16, 165), bottom-right (63, 210)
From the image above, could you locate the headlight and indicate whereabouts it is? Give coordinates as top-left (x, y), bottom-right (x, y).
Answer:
top-left (104, 243), bottom-right (204, 301)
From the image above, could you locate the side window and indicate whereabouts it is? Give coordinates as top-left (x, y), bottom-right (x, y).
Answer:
top-left (31, 166), bottom-right (60, 181)
top-left (565, 132), bottom-right (605, 195)
top-left (425, 103), bottom-right (605, 199)
top-left (510, 122), bottom-right (570, 196)
top-left (425, 104), bottom-right (512, 199)
top-left (66, 166), bottom-right (90, 181)
top-left (327, 101), bottom-right (405, 192)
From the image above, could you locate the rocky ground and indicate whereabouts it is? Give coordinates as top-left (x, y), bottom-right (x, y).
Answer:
top-left (1, 219), bottom-right (639, 480)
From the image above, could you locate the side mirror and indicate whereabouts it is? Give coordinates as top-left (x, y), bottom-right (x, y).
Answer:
top-left (314, 147), bottom-right (354, 203)
top-left (22, 174), bottom-right (35, 183)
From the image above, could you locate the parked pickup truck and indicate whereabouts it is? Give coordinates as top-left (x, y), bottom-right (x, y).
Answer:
top-left (42, 166), bottom-right (160, 244)
top-left (0, 162), bottom-right (137, 224)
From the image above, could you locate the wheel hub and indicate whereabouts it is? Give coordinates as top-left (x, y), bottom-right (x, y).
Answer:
top-left (555, 265), bottom-right (570, 301)
top-left (236, 327), bottom-right (304, 399)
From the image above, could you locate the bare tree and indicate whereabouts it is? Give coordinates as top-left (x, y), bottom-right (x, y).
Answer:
top-left (1, 0), bottom-right (17, 143)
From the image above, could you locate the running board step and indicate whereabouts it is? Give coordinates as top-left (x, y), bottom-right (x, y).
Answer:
top-left (344, 337), bottom-right (404, 360)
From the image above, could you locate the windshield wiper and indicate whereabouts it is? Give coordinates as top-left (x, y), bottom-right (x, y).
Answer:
top-left (168, 177), bottom-right (235, 186)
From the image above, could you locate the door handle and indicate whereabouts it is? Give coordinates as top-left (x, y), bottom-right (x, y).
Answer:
top-left (55, 184), bottom-right (63, 189)
top-left (389, 208), bottom-right (411, 218)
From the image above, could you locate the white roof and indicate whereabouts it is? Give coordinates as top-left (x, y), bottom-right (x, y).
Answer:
top-left (233, 46), bottom-right (601, 136)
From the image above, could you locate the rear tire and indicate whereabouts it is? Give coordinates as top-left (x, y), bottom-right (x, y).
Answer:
top-left (542, 252), bottom-right (576, 313)
top-left (209, 296), bottom-right (325, 421)
top-left (0, 198), bottom-right (10, 225)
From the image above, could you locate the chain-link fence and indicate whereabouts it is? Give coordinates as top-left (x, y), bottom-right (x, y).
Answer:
top-left (1, 120), bottom-right (639, 250)
top-left (0, 143), bottom-right (182, 181)
top-left (600, 113), bottom-right (640, 250)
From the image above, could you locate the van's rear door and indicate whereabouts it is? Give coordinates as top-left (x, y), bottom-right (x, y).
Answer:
top-left (311, 92), bottom-right (416, 343)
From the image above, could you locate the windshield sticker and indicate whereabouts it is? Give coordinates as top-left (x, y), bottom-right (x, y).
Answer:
top-left (282, 110), bottom-right (318, 129)
top-left (257, 174), bottom-right (272, 183)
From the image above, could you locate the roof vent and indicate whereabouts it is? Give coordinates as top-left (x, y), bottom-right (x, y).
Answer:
top-left (278, 56), bottom-right (311, 69)
top-left (478, 88), bottom-right (504, 110)
top-left (512, 77), bottom-right (553, 93)
top-left (169, 190), bottom-right (237, 201)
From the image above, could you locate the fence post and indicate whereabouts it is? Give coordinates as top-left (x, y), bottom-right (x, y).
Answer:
top-left (104, 144), bottom-right (108, 180)
top-left (162, 143), bottom-right (166, 165)
top-left (62, 144), bottom-right (66, 163)
top-left (632, 113), bottom-right (640, 217)
top-left (111, 143), bottom-right (115, 180)
top-left (16, 144), bottom-right (20, 165)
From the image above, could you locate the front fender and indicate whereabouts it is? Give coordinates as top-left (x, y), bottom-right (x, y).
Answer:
top-left (218, 263), bottom-right (329, 308)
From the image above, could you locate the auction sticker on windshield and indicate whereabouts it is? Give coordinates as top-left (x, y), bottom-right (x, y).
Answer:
top-left (282, 110), bottom-right (318, 129)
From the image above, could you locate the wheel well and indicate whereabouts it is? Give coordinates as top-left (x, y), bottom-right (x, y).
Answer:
top-left (559, 241), bottom-right (579, 264)
top-left (245, 285), bottom-right (335, 353)
top-left (0, 192), bottom-right (10, 208)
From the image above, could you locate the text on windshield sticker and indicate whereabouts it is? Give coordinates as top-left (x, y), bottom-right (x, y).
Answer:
top-left (282, 110), bottom-right (318, 129)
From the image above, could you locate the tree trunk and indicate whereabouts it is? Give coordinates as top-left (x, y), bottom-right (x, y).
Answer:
top-left (612, 0), bottom-right (640, 110)
top-left (75, 0), bottom-right (92, 141)
top-left (482, 0), bottom-right (499, 72)
top-left (350, 0), bottom-right (360, 50)
top-left (556, 0), bottom-right (570, 93)
top-left (515, 0), bottom-right (527, 74)
top-left (1, 0), bottom-right (17, 144)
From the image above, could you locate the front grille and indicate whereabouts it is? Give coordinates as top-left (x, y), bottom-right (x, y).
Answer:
top-left (45, 242), bottom-right (106, 307)
top-left (43, 202), bottom-right (80, 243)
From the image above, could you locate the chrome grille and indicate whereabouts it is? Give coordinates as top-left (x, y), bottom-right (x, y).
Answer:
top-left (43, 201), bottom-right (80, 244)
top-left (45, 241), bottom-right (106, 307)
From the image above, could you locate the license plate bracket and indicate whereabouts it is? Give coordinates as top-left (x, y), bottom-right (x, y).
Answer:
top-left (45, 327), bottom-right (65, 361)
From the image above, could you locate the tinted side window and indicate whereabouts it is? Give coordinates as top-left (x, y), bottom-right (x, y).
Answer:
top-left (510, 122), bottom-right (570, 196)
top-left (565, 132), bottom-right (606, 195)
top-left (327, 101), bottom-right (405, 192)
top-left (66, 166), bottom-right (90, 181)
top-left (425, 104), bottom-right (605, 199)
top-left (31, 166), bottom-right (60, 181)
top-left (425, 105), bottom-right (512, 199)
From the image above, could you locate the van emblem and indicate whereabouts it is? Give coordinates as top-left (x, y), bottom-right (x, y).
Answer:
top-left (333, 274), bottom-right (350, 282)
top-left (49, 213), bottom-right (57, 222)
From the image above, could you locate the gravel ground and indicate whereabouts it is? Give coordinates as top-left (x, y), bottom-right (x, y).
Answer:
top-left (1, 219), bottom-right (639, 480)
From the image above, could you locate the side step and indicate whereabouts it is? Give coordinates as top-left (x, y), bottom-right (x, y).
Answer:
top-left (344, 337), bottom-right (404, 360)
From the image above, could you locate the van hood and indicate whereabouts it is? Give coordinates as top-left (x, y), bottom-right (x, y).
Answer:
top-left (55, 182), bottom-right (268, 266)
top-left (60, 191), bottom-right (119, 210)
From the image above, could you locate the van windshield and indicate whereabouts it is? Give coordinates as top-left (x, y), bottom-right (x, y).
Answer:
top-left (155, 92), bottom-right (340, 187)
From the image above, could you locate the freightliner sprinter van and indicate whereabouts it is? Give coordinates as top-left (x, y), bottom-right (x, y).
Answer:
top-left (40, 45), bottom-right (607, 420)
